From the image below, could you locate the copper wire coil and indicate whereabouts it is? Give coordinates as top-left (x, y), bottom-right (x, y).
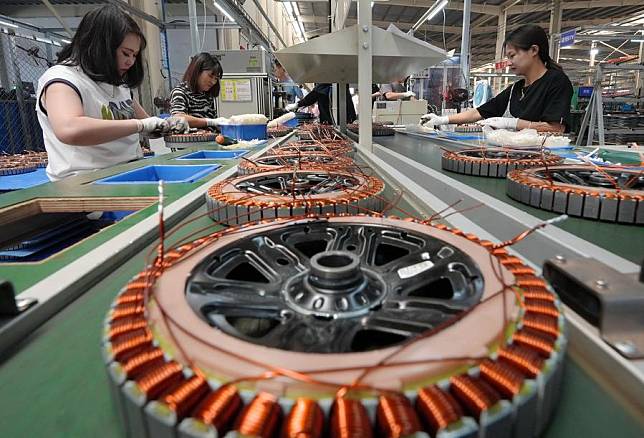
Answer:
top-left (110, 302), bottom-right (145, 321)
top-left (449, 374), bottom-right (501, 418)
top-left (506, 165), bottom-right (644, 224)
top-left (479, 358), bottom-right (526, 399)
top-left (161, 374), bottom-right (211, 418)
top-left (238, 153), bottom-right (354, 175)
top-left (497, 344), bottom-right (545, 378)
top-left (522, 313), bottom-right (560, 337)
top-left (192, 384), bottom-right (243, 430)
top-left (120, 347), bottom-right (166, 379)
top-left (135, 361), bottom-right (184, 398)
top-left (107, 317), bottom-right (148, 340)
top-left (442, 148), bottom-right (563, 178)
top-left (347, 123), bottom-right (395, 137)
top-left (283, 398), bottom-right (324, 438)
top-left (376, 393), bottom-right (422, 437)
top-left (0, 151), bottom-right (48, 174)
top-left (268, 126), bottom-right (293, 138)
top-left (512, 328), bottom-right (556, 357)
top-left (416, 385), bottom-right (463, 434)
top-left (270, 141), bottom-right (353, 157)
top-left (163, 130), bottom-right (217, 144)
top-left (109, 328), bottom-right (153, 361)
top-left (330, 397), bottom-right (373, 438)
top-left (234, 392), bottom-right (282, 438)
top-left (524, 298), bottom-right (560, 317)
top-left (205, 170), bottom-right (385, 225)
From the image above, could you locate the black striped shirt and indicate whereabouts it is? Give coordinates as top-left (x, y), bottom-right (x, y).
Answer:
top-left (170, 82), bottom-right (217, 118)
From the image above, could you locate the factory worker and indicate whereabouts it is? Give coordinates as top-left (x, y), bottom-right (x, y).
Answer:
top-left (381, 77), bottom-right (416, 101)
top-left (36, 5), bottom-right (187, 181)
top-left (422, 25), bottom-right (573, 132)
top-left (170, 53), bottom-right (226, 129)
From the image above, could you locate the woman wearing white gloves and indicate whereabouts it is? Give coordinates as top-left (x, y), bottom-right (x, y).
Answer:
top-left (36, 5), bottom-right (188, 181)
top-left (421, 25), bottom-right (573, 133)
top-left (170, 52), bottom-right (224, 129)
top-left (380, 77), bottom-right (416, 101)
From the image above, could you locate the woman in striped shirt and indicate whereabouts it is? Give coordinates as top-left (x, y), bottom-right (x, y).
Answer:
top-left (170, 52), bottom-right (223, 129)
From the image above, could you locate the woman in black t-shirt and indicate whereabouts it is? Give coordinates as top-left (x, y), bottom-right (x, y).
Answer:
top-left (422, 25), bottom-right (573, 132)
top-left (170, 52), bottom-right (223, 129)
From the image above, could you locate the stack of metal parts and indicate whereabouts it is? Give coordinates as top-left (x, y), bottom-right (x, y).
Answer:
top-left (599, 114), bottom-right (644, 144)
top-left (454, 124), bottom-right (483, 133)
top-left (164, 130), bottom-right (217, 149)
top-left (0, 151), bottom-right (48, 176)
top-left (347, 122), bottom-right (395, 136)
top-left (442, 148), bottom-right (563, 178)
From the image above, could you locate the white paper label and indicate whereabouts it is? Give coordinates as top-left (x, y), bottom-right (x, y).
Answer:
top-left (397, 260), bottom-right (434, 279)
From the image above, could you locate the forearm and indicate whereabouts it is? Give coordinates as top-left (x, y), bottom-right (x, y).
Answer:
top-left (55, 117), bottom-right (140, 146)
top-left (174, 113), bottom-right (208, 128)
top-left (447, 109), bottom-right (482, 124)
top-left (517, 119), bottom-right (565, 132)
top-left (384, 92), bottom-right (407, 100)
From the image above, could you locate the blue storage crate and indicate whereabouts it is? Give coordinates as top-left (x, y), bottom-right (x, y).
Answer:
top-left (175, 150), bottom-right (249, 160)
top-left (220, 123), bottom-right (267, 141)
top-left (283, 117), bottom-right (298, 128)
top-left (93, 164), bottom-right (220, 184)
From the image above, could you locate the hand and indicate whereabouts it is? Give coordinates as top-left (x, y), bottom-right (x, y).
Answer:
top-left (285, 103), bottom-right (298, 111)
top-left (403, 91), bottom-right (416, 98)
top-left (165, 116), bottom-right (189, 134)
top-left (420, 113), bottom-right (449, 127)
top-left (205, 118), bottom-right (220, 128)
top-left (477, 117), bottom-right (519, 130)
top-left (137, 117), bottom-right (167, 138)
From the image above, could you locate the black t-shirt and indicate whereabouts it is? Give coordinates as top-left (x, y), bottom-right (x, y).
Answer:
top-left (477, 68), bottom-right (573, 131)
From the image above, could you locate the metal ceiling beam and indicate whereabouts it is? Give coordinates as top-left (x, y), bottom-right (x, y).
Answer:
top-left (274, 0), bottom-right (501, 16)
top-left (104, 0), bottom-right (165, 28)
top-left (507, 0), bottom-right (644, 15)
top-left (40, 0), bottom-right (72, 36)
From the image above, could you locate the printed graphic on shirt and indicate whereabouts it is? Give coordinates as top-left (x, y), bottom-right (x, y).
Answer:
top-left (100, 99), bottom-right (135, 121)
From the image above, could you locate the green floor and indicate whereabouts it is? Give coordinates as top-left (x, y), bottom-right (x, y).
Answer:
top-left (375, 133), bottom-right (644, 263)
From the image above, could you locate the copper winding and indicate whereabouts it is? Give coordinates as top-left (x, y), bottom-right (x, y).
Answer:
top-left (120, 347), bottom-right (165, 378)
top-left (330, 397), bottom-right (373, 438)
top-left (512, 328), bottom-right (556, 357)
top-left (234, 392), bottom-right (282, 438)
top-left (524, 298), bottom-right (560, 317)
top-left (283, 398), bottom-right (324, 438)
top-left (522, 313), bottom-right (560, 337)
top-left (479, 359), bottom-right (526, 399)
top-left (193, 384), bottom-right (243, 430)
top-left (109, 328), bottom-right (153, 361)
top-left (161, 374), bottom-right (210, 418)
top-left (449, 375), bottom-right (501, 418)
top-left (376, 393), bottom-right (422, 438)
top-left (110, 302), bottom-right (145, 321)
top-left (107, 317), bottom-right (148, 340)
top-left (135, 361), bottom-right (184, 398)
top-left (415, 385), bottom-right (463, 434)
top-left (443, 148), bottom-right (562, 167)
top-left (497, 344), bottom-right (545, 378)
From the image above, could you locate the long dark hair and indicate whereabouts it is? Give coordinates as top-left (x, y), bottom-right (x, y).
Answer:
top-left (57, 5), bottom-right (146, 88)
top-left (183, 53), bottom-right (224, 98)
top-left (504, 24), bottom-right (563, 71)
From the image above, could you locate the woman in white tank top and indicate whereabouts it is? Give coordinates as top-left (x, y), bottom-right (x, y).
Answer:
top-left (36, 5), bottom-right (187, 181)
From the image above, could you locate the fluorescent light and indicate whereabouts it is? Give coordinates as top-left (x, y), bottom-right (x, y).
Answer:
top-left (590, 48), bottom-right (599, 55)
top-left (632, 39), bottom-right (644, 43)
top-left (213, 1), bottom-right (235, 23)
top-left (410, 0), bottom-right (448, 32)
top-left (35, 37), bottom-right (53, 44)
top-left (0, 19), bottom-right (18, 29)
top-left (61, 38), bottom-right (71, 44)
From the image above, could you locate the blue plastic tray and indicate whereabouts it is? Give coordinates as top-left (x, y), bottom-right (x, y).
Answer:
top-left (175, 150), bottom-right (249, 160)
top-left (220, 124), bottom-right (267, 140)
top-left (0, 168), bottom-right (49, 191)
top-left (442, 132), bottom-right (483, 141)
top-left (283, 117), bottom-right (298, 128)
top-left (93, 164), bottom-right (220, 184)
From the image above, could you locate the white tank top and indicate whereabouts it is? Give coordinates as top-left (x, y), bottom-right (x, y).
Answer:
top-left (36, 65), bottom-right (141, 181)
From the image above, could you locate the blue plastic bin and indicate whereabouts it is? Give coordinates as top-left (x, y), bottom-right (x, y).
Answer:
top-left (220, 123), bottom-right (267, 141)
top-left (93, 164), bottom-right (220, 184)
top-left (175, 150), bottom-right (249, 160)
top-left (284, 117), bottom-right (298, 128)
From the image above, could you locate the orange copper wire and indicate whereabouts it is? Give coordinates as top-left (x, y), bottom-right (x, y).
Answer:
top-left (108, 317), bottom-right (148, 340)
top-left (416, 385), bottom-right (463, 434)
top-left (376, 393), bottom-right (422, 438)
top-left (234, 392), bottom-right (282, 438)
top-left (512, 328), bottom-right (556, 357)
top-left (110, 303), bottom-right (145, 321)
top-left (109, 328), bottom-right (153, 361)
top-left (497, 344), bottom-right (545, 379)
top-left (479, 359), bottom-right (526, 399)
top-left (330, 397), bottom-right (373, 438)
top-left (449, 375), bottom-right (500, 418)
top-left (120, 347), bottom-right (165, 378)
top-left (161, 374), bottom-right (210, 418)
top-left (283, 398), bottom-right (324, 438)
top-left (524, 298), bottom-right (560, 318)
top-left (135, 361), bottom-right (184, 399)
top-left (522, 313), bottom-right (560, 337)
top-left (193, 384), bottom-right (243, 430)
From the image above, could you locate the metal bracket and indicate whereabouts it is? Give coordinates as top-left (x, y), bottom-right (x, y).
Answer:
top-left (543, 256), bottom-right (644, 359)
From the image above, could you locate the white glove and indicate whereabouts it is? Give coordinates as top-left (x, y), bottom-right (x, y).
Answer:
top-left (403, 91), bottom-right (416, 98)
top-left (477, 117), bottom-right (519, 130)
top-left (165, 116), bottom-right (189, 134)
top-left (205, 118), bottom-right (220, 128)
top-left (136, 117), bottom-right (167, 138)
top-left (420, 113), bottom-right (449, 127)
top-left (285, 103), bottom-right (299, 111)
